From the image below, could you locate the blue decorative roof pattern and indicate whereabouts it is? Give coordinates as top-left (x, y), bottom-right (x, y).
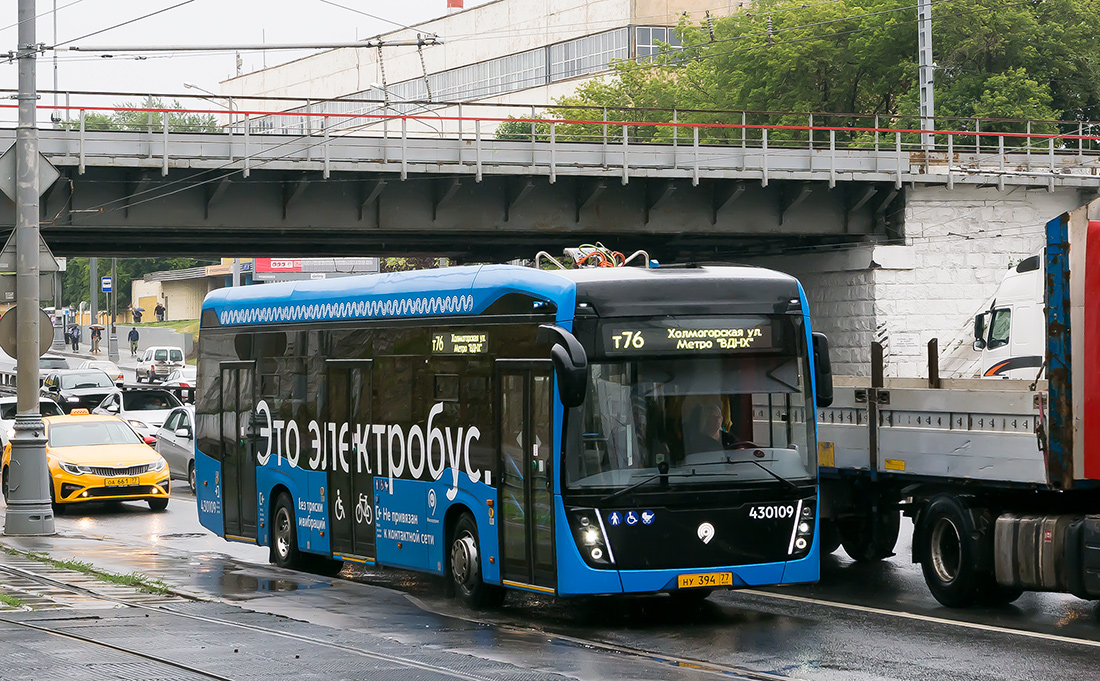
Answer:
top-left (202, 264), bottom-right (579, 327)
top-left (216, 294), bottom-right (475, 326)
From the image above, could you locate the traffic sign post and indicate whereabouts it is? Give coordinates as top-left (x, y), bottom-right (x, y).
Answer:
top-left (101, 276), bottom-right (111, 293)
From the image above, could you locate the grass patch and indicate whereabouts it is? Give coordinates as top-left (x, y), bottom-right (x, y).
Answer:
top-left (132, 319), bottom-right (200, 345)
top-left (0, 593), bottom-right (23, 608)
top-left (7, 548), bottom-right (170, 596)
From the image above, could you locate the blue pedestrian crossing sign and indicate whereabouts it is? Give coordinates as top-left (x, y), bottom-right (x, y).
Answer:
top-left (101, 276), bottom-right (112, 293)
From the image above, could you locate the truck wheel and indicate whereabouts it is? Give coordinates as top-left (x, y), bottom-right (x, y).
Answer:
top-left (271, 493), bottom-right (304, 570)
top-left (919, 495), bottom-right (980, 608)
top-left (449, 513), bottom-right (503, 609)
top-left (840, 508), bottom-right (900, 562)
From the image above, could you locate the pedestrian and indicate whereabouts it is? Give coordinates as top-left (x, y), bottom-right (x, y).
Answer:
top-left (69, 325), bottom-right (80, 352)
top-left (91, 326), bottom-right (101, 354)
top-left (133, 308), bottom-right (142, 323)
top-left (155, 301), bottom-right (165, 322)
top-left (127, 327), bottom-right (139, 356)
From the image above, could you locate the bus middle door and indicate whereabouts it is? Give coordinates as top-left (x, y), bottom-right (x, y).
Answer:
top-left (325, 360), bottom-right (375, 561)
top-left (497, 360), bottom-right (555, 593)
top-left (220, 362), bottom-right (258, 541)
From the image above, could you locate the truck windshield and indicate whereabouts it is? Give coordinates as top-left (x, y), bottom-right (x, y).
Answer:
top-left (565, 356), bottom-right (814, 491)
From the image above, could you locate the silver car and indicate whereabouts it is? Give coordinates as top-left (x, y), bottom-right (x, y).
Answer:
top-left (155, 405), bottom-right (195, 492)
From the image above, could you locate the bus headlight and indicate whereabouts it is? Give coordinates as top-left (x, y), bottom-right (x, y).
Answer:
top-left (568, 508), bottom-right (614, 568)
top-left (788, 499), bottom-right (816, 558)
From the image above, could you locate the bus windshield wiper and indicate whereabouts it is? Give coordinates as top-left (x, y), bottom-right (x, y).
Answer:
top-left (679, 458), bottom-right (801, 491)
top-left (598, 463), bottom-right (674, 505)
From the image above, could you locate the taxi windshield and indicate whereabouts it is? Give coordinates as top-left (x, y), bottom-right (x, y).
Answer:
top-left (49, 421), bottom-right (143, 447)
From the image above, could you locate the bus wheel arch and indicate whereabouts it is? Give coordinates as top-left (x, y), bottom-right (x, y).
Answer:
top-left (446, 508), bottom-right (503, 609)
top-left (269, 487), bottom-right (303, 570)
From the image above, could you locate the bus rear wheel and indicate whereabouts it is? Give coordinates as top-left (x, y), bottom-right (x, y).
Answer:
top-left (271, 493), bottom-right (303, 570)
top-left (449, 513), bottom-right (502, 609)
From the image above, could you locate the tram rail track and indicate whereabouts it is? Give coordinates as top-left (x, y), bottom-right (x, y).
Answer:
top-left (0, 559), bottom-right (795, 681)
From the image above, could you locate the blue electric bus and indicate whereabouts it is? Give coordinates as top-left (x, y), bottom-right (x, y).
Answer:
top-left (194, 262), bottom-right (833, 607)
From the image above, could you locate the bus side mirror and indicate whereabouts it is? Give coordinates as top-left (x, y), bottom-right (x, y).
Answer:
top-left (812, 332), bottom-right (833, 408)
top-left (973, 313), bottom-right (987, 351)
top-left (537, 324), bottom-right (589, 409)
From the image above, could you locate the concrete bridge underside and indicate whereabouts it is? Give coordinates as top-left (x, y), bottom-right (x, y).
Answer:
top-left (2, 166), bottom-right (899, 260)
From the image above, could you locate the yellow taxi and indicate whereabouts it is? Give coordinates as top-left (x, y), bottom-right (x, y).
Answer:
top-left (1, 411), bottom-right (171, 513)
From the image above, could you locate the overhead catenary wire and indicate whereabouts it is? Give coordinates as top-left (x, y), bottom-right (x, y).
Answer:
top-left (50, 0), bottom-right (197, 49)
top-left (0, 0), bottom-right (84, 35)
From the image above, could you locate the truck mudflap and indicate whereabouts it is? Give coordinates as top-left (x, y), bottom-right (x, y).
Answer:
top-left (995, 513), bottom-right (1100, 598)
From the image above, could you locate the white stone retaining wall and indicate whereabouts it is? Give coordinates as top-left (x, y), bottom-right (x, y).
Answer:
top-left (752, 185), bottom-right (1092, 377)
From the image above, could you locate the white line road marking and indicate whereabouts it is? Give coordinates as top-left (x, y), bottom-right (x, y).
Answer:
top-left (742, 589), bottom-right (1100, 648)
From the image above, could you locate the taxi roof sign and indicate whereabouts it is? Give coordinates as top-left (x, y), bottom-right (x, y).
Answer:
top-left (69, 408), bottom-right (90, 415)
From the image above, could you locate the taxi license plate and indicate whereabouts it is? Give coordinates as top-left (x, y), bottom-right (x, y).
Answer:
top-left (677, 572), bottom-right (732, 589)
top-left (105, 477), bottom-right (140, 487)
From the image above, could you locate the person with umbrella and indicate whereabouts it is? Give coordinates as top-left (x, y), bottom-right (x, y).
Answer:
top-left (132, 306), bottom-right (143, 323)
top-left (90, 324), bottom-right (103, 354)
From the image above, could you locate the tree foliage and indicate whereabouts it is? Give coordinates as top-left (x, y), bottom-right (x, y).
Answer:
top-left (61, 257), bottom-right (216, 312)
top-left (529, 0), bottom-right (1100, 143)
top-left (79, 96), bottom-right (219, 133)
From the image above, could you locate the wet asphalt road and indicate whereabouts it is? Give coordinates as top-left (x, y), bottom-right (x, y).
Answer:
top-left (5, 488), bottom-right (1098, 681)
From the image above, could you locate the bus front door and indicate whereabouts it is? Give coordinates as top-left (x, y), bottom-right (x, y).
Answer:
top-left (220, 362), bottom-right (258, 540)
top-left (498, 362), bottom-right (555, 592)
top-left (325, 360), bottom-right (375, 561)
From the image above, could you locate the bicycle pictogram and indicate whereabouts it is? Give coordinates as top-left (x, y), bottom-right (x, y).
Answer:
top-left (355, 493), bottom-right (373, 525)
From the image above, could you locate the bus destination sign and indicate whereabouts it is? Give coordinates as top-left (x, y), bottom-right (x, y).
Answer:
top-left (432, 331), bottom-right (488, 354)
top-left (602, 318), bottom-right (774, 355)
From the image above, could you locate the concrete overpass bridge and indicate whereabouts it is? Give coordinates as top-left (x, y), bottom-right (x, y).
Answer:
top-left (2, 101), bottom-right (1099, 260)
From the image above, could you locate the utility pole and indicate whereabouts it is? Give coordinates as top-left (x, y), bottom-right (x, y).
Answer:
top-left (89, 256), bottom-right (97, 327)
top-left (917, 0), bottom-right (934, 151)
top-left (6, 0), bottom-right (55, 536)
top-left (108, 258), bottom-right (118, 362)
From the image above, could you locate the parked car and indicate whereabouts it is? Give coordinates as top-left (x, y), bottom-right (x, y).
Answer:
top-left (0, 396), bottom-right (65, 446)
top-left (78, 359), bottom-right (124, 384)
top-left (92, 388), bottom-right (182, 444)
top-left (135, 346), bottom-right (185, 383)
top-left (155, 405), bottom-right (195, 492)
top-left (1, 412), bottom-right (170, 513)
top-left (41, 369), bottom-right (116, 413)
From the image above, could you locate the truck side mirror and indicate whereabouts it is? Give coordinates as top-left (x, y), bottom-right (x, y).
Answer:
top-left (537, 324), bottom-right (589, 408)
top-left (973, 313), bottom-right (987, 351)
top-left (812, 332), bottom-right (833, 408)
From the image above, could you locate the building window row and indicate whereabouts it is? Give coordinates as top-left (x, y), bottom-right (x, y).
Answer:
top-left (249, 26), bottom-right (679, 134)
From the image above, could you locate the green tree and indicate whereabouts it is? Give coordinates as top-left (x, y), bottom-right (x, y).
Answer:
top-left (60, 257), bottom-right (217, 313)
top-left (551, 0), bottom-right (1100, 141)
top-left (80, 96), bottom-right (218, 133)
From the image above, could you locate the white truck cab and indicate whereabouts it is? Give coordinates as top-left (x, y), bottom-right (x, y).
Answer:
top-left (973, 255), bottom-right (1045, 379)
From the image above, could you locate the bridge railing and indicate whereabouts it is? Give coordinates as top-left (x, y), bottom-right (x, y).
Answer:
top-left (3, 90), bottom-right (1100, 188)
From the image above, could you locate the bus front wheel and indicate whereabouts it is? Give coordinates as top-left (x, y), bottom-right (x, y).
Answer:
top-left (271, 494), bottom-right (303, 570)
top-left (449, 513), bottom-right (503, 609)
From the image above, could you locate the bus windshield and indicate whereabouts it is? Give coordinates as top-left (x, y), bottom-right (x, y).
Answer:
top-left (566, 355), bottom-right (814, 491)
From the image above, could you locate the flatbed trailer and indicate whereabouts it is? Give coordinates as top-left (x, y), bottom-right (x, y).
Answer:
top-left (816, 201), bottom-right (1100, 607)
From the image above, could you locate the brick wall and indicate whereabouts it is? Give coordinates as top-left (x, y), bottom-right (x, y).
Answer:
top-left (751, 185), bottom-right (1091, 377)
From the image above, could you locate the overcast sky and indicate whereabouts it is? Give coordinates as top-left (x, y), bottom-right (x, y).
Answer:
top-left (0, 0), bottom-right (493, 104)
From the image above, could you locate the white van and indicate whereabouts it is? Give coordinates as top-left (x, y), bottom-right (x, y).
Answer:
top-left (136, 346), bottom-right (185, 383)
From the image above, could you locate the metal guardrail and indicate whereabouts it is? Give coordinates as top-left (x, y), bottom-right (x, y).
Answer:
top-left (4, 101), bottom-right (1100, 190)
